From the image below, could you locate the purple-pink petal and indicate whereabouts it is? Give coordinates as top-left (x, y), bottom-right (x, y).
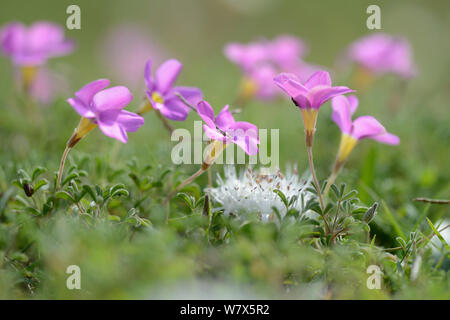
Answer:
top-left (203, 125), bottom-right (227, 142)
top-left (172, 86), bottom-right (203, 106)
top-left (331, 95), bottom-right (353, 134)
top-left (27, 22), bottom-right (74, 57)
top-left (273, 73), bottom-right (307, 98)
top-left (307, 85), bottom-right (354, 109)
top-left (229, 121), bottom-right (259, 155)
top-left (155, 59), bottom-right (182, 94)
top-left (116, 110), bottom-right (145, 132)
top-left (92, 86), bottom-right (133, 112)
top-left (351, 115), bottom-right (386, 140)
top-left (75, 78), bottom-right (110, 106)
top-left (144, 59), bottom-right (154, 90)
top-left (156, 96), bottom-right (191, 121)
top-left (347, 95), bottom-right (359, 115)
top-left (196, 100), bottom-right (216, 129)
top-left (98, 119), bottom-right (128, 143)
top-left (0, 22), bottom-right (26, 56)
top-left (67, 97), bottom-right (96, 119)
top-left (303, 70), bottom-right (332, 89)
top-left (215, 105), bottom-right (235, 130)
top-left (371, 132), bottom-right (400, 145)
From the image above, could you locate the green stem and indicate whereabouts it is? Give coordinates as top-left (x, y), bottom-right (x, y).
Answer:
top-left (324, 170), bottom-right (338, 196)
top-left (56, 146), bottom-right (71, 190)
top-left (307, 146), bottom-right (329, 233)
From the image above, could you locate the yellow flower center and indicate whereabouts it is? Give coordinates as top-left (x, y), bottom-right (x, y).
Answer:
top-left (151, 91), bottom-right (164, 104)
top-left (21, 66), bottom-right (38, 91)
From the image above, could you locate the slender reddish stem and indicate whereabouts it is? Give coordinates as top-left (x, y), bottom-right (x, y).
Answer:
top-left (56, 146), bottom-right (71, 190)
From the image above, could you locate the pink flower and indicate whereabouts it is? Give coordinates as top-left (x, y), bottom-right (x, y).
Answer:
top-left (0, 21), bottom-right (74, 66)
top-left (274, 70), bottom-right (354, 146)
top-left (347, 33), bottom-right (416, 78)
top-left (67, 79), bottom-right (144, 143)
top-left (331, 95), bottom-right (399, 145)
top-left (100, 24), bottom-right (167, 90)
top-left (274, 71), bottom-right (353, 110)
top-left (144, 59), bottom-right (202, 121)
top-left (267, 35), bottom-right (308, 69)
top-left (27, 67), bottom-right (68, 105)
top-left (224, 35), bottom-right (314, 100)
top-left (196, 100), bottom-right (259, 155)
top-left (323, 95), bottom-right (400, 195)
top-left (224, 41), bottom-right (268, 73)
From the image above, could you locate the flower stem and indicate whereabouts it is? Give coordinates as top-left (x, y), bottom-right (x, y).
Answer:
top-left (307, 145), bottom-right (326, 213)
top-left (207, 167), bottom-right (212, 189)
top-left (155, 109), bottom-right (175, 135)
top-left (324, 169), bottom-right (338, 196)
top-left (175, 92), bottom-right (196, 111)
top-left (56, 146), bottom-right (71, 190)
top-left (165, 167), bottom-right (206, 223)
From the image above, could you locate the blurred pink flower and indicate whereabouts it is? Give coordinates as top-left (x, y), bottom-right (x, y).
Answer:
top-left (100, 25), bottom-right (167, 90)
top-left (347, 33), bottom-right (416, 79)
top-left (0, 21), bottom-right (74, 66)
top-left (27, 67), bottom-right (68, 105)
top-left (67, 79), bottom-right (144, 143)
top-left (196, 100), bottom-right (259, 155)
top-left (224, 35), bottom-right (318, 100)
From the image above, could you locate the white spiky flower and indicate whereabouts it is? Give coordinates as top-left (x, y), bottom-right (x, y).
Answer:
top-left (207, 166), bottom-right (315, 222)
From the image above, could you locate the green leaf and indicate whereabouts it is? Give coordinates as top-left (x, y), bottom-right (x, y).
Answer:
top-left (17, 169), bottom-right (31, 183)
top-left (273, 189), bottom-right (288, 208)
top-left (330, 184), bottom-right (340, 198)
top-left (342, 190), bottom-right (358, 200)
top-left (108, 215), bottom-right (121, 222)
top-left (159, 169), bottom-right (172, 182)
top-left (31, 167), bottom-right (46, 181)
top-left (176, 192), bottom-right (195, 209)
top-left (62, 172), bottom-right (79, 186)
top-left (110, 183), bottom-right (126, 194)
top-left (34, 179), bottom-right (49, 192)
top-left (55, 191), bottom-right (76, 203)
top-left (271, 206), bottom-right (282, 223)
top-left (382, 200), bottom-right (405, 239)
top-left (426, 218), bottom-right (449, 249)
top-left (288, 195), bottom-right (298, 207)
top-left (339, 183), bottom-right (346, 197)
top-left (111, 189), bottom-right (129, 198)
top-left (82, 185), bottom-right (97, 201)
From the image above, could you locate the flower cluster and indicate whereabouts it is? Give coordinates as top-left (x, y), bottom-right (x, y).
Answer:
top-left (224, 35), bottom-right (320, 102)
top-left (1, 19), bottom-right (404, 225)
top-left (0, 21), bottom-right (74, 103)
top-left (0, 21), bottom-right (74, 66)
top-left (347, 33), bottom-right (416, 79)
top-left (208, 166), bottom-right (314, 222)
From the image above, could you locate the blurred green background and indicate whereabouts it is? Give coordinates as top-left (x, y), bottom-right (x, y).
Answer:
top-left (0, 0), bottom-right (449, 299)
